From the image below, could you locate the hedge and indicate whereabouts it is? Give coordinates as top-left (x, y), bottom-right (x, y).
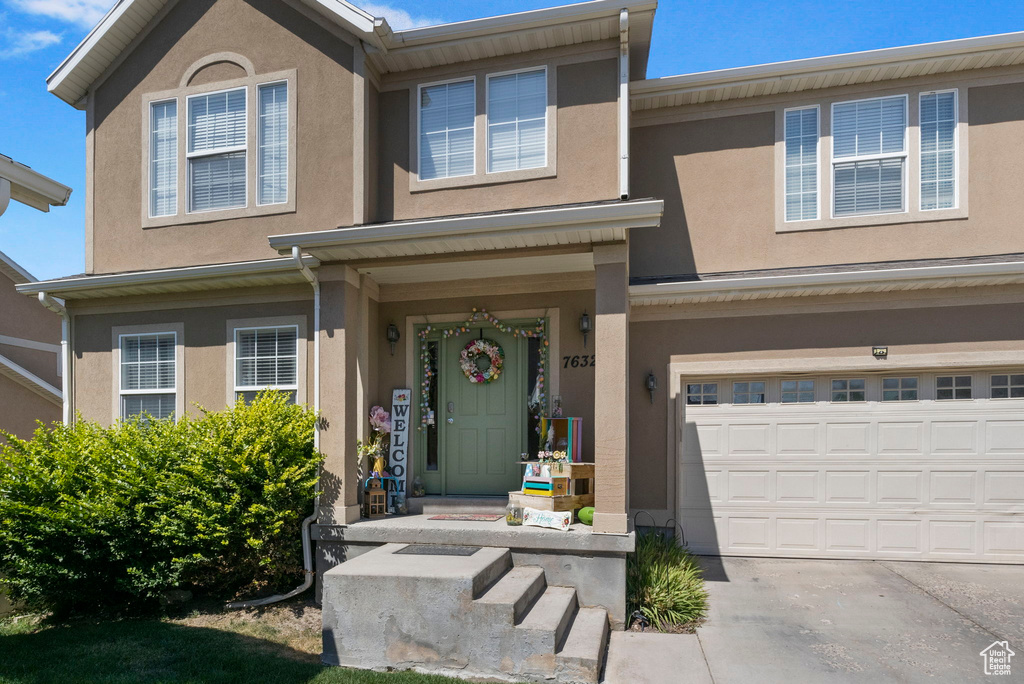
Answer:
top-left (0, 392), bottom-right (320, 616)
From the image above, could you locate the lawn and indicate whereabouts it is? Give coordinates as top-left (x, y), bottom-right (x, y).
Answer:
top-left (0, 599), bottom-right (462, 684)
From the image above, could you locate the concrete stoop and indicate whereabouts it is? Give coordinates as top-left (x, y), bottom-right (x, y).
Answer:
top-left (321, 543), bottom-right (610, 683)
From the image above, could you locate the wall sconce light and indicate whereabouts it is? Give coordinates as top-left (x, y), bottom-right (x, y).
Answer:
top-left (579, 311), bottom-right (592, 348)
top-left (646, 371), bottom-right (658, 404)
top-left (387, 323), bottom-right (400, 356)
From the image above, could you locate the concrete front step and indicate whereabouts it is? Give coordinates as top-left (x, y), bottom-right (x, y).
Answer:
top-left (517, 586), bottom-right (578, 650)
top-left (407, 495), bottom-right (508, 515)
top-left (556, 607), bottom-right (610, 684)
top-left (475, 566), bottom-right (547, 624)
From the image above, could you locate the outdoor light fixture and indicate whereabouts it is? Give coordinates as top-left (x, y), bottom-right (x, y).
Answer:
top-left (387, 323), bottom-right (400, 356)
top-left (579, 311), bottom-right (592, 347)
top-left (646, 371), bottom-right (658, 403)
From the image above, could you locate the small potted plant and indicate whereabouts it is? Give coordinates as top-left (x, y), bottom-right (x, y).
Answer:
top-left (357, 405), bottom-right (391, 476)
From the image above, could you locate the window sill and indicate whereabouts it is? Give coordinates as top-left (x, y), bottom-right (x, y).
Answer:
top-left (142, 200), bottom-right (295, 229)
top-left (409, 165), bottom-right (556, 194)
top-left (776, 206), bottom-right (967, 233)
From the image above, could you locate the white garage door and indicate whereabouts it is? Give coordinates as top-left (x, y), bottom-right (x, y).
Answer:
top-left (679, 370), bottom-right (1024, 563)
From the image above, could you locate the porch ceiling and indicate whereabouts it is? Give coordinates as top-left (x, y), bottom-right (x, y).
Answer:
top-left (268, 199), bottom-right (664, 262)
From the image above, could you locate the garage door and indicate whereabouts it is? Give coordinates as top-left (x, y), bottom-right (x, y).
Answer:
top-left (679, 370), bottom-right (1024, 563)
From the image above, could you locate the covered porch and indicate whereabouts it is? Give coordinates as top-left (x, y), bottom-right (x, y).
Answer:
top-left (268, 199), bottom-right (662, 603)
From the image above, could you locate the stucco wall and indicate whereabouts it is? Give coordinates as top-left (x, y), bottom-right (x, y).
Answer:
top-left (91, 0), bottom-right (355, 274)
top-left (374, 56), bottom-right (620, 223)
top-left (627, 299), bottom-right (1024, 512)
top-left (0, 375), bottom-right (60, 440)
top-left (0, 272), bottom-right (60, 389)
top-left (72, 295), bottom-right (313, 424)
top-left (630, 75), bottom-right (1024, 280)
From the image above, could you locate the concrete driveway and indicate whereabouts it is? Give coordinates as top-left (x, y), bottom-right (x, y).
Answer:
top-left (688, 557), bottom-right (1024, 683)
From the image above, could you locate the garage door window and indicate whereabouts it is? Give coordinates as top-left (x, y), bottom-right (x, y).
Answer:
top-left (733, 381), bottom-right (766, 404)
top-left (936, 375), bottom-right (972, 400)
top-left (831, 378), bottom-right (866, 402)
top-left (687, 383), bottom-right (718, 405)
top-left (781, 379), bottom-right (815, 403)
top-left (882, 376), bottom-right (918, 401)
top-left (991, 374), bottom-right (1024, 399)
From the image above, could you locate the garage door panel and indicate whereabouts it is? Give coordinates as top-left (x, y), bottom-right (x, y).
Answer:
top-left (680, 377), bottom-right (1023, 563)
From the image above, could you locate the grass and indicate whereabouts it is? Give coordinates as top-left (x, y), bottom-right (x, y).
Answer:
top-left (0, 600), bottom-right (462, 684)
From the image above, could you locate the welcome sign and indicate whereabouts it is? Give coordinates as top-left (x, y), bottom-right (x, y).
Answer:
top-left (388, 389), bottom-right (412, 511)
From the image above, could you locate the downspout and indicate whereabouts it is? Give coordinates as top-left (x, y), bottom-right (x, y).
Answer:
top-left (227, 246), bottom-right (320, 609)
top-left (38, 292), bottom-right (70, 425)
top-left (618, 8), bottom-right (630, 200)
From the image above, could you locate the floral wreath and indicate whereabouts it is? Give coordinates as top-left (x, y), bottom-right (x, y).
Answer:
top-left (460, 338), bottom-right (505, 384)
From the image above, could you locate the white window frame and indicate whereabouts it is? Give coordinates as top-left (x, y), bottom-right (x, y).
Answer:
top-left (732, 380), bottom-right (767, 405)
top-left (882, 375), bottom-right (919, 402)
top-left (918, 88), bottom-right (959, 212)
top-left (780, 378), bottom-right (816, 404)
top-left (113, 324), bottom-right (185, 422)
top-left (830, 94), bottom-right (909, 219)
top-left (256, 80), bottom-right (289, 207)
top-left (485, 66), bottom-right (549, 175)
top-left (685, 382), bottom-right (719, 406)
top-left (830, 377), bottom-right (867, 403)
top-left (232, 324), bottom-right (300, 401)
top-left (416, 76), bottom-right (477, 182)
top-left (226, 316), bottom-right (307, 408)
top-left (991, 372), bottom-right (1024, 400)
top-left (783, 105), bottom-right (820, 222)
top-left (185, 86), bottom-right (248, 214)
top-left (148, 98), bottom-right (178, 219)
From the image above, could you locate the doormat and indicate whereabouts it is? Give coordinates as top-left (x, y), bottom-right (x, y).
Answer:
top-left (395, 545), bottom-right (480, 556)
top-left (427, 514), bottom-right (504, 521)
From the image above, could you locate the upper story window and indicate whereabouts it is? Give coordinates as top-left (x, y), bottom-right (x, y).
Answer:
top-left (784, 106), bottom-right (818, 221)
top-left (832, 95), bottom-right (907, 217)
top-left (187, 88), bottom-right (248, 213)
top-left (143, 64), bottom-right (294, 227)
top-left (419, 79), bottom-right (476, 180)
top-left (487, 68), bottom-right (547, 173)
top-left (920, 90), bottom-right (957, 211)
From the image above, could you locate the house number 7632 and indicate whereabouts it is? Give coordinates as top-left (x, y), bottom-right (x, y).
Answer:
top-left (562, 355), bottom-right (596, 368)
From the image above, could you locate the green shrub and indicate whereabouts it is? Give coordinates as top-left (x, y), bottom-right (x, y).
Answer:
top-left (0, 392), bottom-right (320, 616)
top-left (626, 530), bottom-right (708, 631)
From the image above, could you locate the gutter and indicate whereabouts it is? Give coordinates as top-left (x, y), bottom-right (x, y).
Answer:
top-left (227, 246), bottom-right (321, 610)
top-left (37, 293), bottom-right (71, 424)
top-left (618, 8), bottom-right (630, 200)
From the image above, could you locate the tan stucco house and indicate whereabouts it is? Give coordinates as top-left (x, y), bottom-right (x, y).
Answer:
top-left (15, 0), bottom-right (1024, 676)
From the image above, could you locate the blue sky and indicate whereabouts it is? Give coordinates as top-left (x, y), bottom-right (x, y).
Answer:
top-left (2, 0), bottom-right (1024, 280)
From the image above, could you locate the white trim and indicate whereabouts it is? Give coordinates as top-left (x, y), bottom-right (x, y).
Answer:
top-left (782, 104), bottom-right (820, 223)
top-left (0, 335), bottom-right (61, 354)
top-left (185, 86), bottom-right (249, 215)
top-left (0, 248), bottom-right (36, 284)
top-left (148, 97), bottom-right (178, 219)
top-left (231, 323), bottom-right (301, 398)
top-left (484, 66), bottom-right (548, 175)
top-left (918, 88), bottom-right (960, 212)
top-left (630, 258), bottom-right (1024, 306)
top-left (0, 155), bottom-right (71, 213)
top-left (17, 256), bottom-right (320, 298)
top-left (114, 327), bottom-right (183, 421)
top-left (256, 80), bottom-right (290, 207)
top-left (0, 352), bottom-right (62, 405)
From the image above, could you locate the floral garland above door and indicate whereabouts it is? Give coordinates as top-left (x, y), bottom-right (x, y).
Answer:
top-left (418, 308), bottom-right (548, 430)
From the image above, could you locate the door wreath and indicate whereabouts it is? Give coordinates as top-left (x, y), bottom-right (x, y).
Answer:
top-left (461, 338), bottom-right (505, 384)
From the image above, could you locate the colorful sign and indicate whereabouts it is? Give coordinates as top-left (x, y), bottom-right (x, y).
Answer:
top-left (388, 389), bottom-right (412, 512)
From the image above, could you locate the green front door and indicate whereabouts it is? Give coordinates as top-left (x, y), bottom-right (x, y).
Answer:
top-left (442, 326), bottom-right (524, 496)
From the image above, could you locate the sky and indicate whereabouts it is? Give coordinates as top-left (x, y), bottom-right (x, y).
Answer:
top-left (2, 0), bottom-right (1024, 280)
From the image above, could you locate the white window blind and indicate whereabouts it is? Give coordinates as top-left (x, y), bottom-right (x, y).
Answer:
top-left (784, 107), bottom-right (818, 221)
top-left (487, 69), bottom-right (547, 173)
top-left (832, 96), bottom-right (906, 216)
top-left (188, 88), bottom-right (247, 212)
top-left (120, 333), bottom-right (176, 420)
top-left (419, 80), bottom-right (475, 180)
top-left (150, 100), bottom-right (177, 217)
top-left (258, 82), bottom-right (288, 205)
top-left (234, 326), bottom-right (298, 404)
top-left (920, 91), bottom-right (956, 211)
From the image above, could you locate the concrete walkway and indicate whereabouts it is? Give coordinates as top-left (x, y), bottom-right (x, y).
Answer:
top-left (602, 631), bottom-right (712, 684)
top-left (691, 557), bottom-right (1024, 683)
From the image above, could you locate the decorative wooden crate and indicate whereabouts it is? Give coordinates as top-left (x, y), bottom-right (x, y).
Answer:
top-left (510, 461), bottom-right (595, 512)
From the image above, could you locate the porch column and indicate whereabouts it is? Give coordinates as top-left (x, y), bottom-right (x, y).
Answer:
top-left (592, 243), bottom-right (630, 534)
top-left (318, 265), bottom-right (363, 524)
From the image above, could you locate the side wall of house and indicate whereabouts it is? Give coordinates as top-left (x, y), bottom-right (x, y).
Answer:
top-left (0, 375), bottom-right (60, 439)
top-left (90, 0), bottom-right (356, 274)
top-left (630, 68), bottom-right (1024, 280)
